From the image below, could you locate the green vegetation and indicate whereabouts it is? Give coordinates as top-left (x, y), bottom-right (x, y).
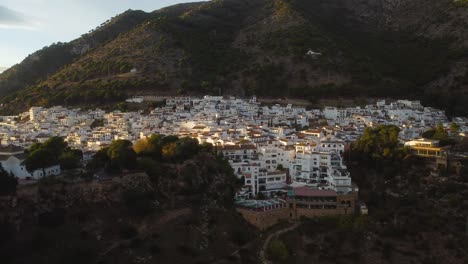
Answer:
top-left (453, 0), bottom-right (468, 7)
top-left (155, 0), bottom-right (255, 93)
top-left (25, 137), bottom-right (82, 173)
top-left (86, 135), bottom-right (237, 205)
top-left (0, 10), bottom-right (150, 95)
top-left (86, 139), bottom-right (136, 173)
top-left (132, 135), bottom-right (214, 163)
top-left (351, 125), bottom-right (407, 169)
top-left (421, 122), bottom-right (455, 146)
top-left (0, 132), bottom-right (249, 264)
top-left (1, 0), bottom-right (468, 116)
top-left (267, 239), bottom-right (289, 262)
top-left (90, 119), bottom-right (105, 129)
top-left (450, 122), bottom-right (460, 133)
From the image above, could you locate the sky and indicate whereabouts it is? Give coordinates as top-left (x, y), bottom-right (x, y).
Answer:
top-left (0, 0), bottom-right (200, 69)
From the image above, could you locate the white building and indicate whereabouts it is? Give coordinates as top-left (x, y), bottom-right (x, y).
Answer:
top-left (0, 144), bottom-right (61, 179)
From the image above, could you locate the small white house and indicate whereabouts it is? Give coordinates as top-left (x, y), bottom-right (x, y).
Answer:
top-left (0, 144), bottom-right (61, 180)
top-left (0, 145), bottom-right (30, 179)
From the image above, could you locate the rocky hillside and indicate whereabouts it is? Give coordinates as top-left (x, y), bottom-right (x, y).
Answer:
top-left (0, 0), bottom-right (467, 114)
top-left (0, 138), bottom-right (258, 264)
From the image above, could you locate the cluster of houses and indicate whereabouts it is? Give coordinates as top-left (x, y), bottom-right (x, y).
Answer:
top-left (0, 96), bottom-right (466, 225)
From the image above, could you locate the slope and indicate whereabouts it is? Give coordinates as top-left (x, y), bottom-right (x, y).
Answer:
top-left (0, 0), bottom-right (467, 115)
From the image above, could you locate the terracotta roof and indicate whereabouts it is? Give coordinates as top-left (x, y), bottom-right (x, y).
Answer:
top-left (293, 187), bottom-right (337, 197)
top-left (14, 153), bottom-right (28, 160)
top-left (0, 155), bottom-right (11, 161)
top-left (0, 144), bottom-right (24, 153)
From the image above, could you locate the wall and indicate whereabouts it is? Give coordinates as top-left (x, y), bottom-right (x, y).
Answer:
top-left (236, 207), bottom-right (290, 231)
top-left (236, 192), bottom-right (359, 229)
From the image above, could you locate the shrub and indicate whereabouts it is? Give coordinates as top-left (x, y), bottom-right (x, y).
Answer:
top-left (267, 239), bottom-right (289, 262)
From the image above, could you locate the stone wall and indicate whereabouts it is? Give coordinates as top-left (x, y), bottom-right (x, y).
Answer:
top-left (236, 207), bottom-right (290, 230)
top-left (236, 192), bottom-right (359, 229)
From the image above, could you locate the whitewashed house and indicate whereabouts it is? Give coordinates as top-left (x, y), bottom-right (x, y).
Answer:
top-left (0, 144), bottom-right (61, 179)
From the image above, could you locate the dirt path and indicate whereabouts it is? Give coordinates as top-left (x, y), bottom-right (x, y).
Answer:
top-left (259, 222), bottom-right (301, 264)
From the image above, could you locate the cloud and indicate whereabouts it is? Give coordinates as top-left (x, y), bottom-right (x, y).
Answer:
top-left (0, 5), bottom-right (36, 29)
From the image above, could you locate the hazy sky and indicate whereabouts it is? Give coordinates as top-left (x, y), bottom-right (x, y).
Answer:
top-left (0, 0), bottom-right (201, 68)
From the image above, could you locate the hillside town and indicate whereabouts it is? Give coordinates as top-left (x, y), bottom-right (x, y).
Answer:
top-left (0, 96), bottom-right (467, 226)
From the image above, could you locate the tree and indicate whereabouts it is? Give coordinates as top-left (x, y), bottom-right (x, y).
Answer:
top-left (86, 147), bottom-right (109, 171)
top-left (160, 135), bottom-right (178, 146)
top-left (107, 140), bottom-right (137, 172)
top-left (42, 137), bottom-right (68, 160)
top-left (133, 138), bottom-right (153, 155)
top-left (59, 149), bottom-right (83, 170)
top-left (450, 122), bottom-right (460, 133)
top-left (174, 137), bottom-right (201, 161)
top-left (162, 142), bottom-right (177, 161)
top-left (90, 119), bottom-right (104, 129)
top-left (25, 137), bottom-right (82, 173)
top-left (433, 122), bottom-right (448, 141)
top-left (133, 134), bottom-right (164, 159)
top-left (25, 148), bottom-right (55, 173)
top-left (351, 125), bottom-right (406, 168)
top-left (421, 123), bottom-right (453, 146)
top-left (422, 129), bottom-right (436, 139)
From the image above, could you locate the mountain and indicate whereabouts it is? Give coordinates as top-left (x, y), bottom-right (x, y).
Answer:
top-left (0, 0), bottom-right (467, 115)
top-left (0, 67), bottom-right (7, 73)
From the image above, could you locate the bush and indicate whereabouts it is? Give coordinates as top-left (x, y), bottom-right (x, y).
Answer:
top-left (267, 239), bottom-right (289, 262)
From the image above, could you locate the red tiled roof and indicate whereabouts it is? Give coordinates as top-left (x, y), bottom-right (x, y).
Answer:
top-left (293, 187), bottom-right (337, 197)
top-left (0, 144), bottom-right (24, 153)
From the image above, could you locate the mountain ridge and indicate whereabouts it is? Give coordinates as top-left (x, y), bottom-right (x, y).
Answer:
top-left (0, 0), bottom-right (467, 115)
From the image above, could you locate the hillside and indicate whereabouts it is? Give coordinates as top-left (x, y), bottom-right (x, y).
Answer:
top-left (0, 0), bottom-right (467, 114)
top-left (0, 137), bottom-right (260, 264)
